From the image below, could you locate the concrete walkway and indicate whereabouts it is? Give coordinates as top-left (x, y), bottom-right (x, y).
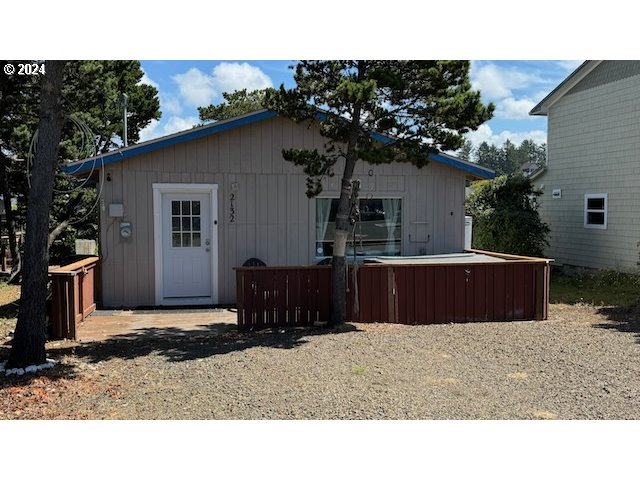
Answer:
top-left (76, 308), bottom-right (238, 342)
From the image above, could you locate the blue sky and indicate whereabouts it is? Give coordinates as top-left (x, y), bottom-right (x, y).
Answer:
top-left (138, 60), bottom-right (584, 149)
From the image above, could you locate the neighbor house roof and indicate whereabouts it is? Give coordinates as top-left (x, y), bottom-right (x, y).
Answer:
top-left (530, 61), bottom-right (602, 116)
top-left (63, 109), bottom-right (495, 179)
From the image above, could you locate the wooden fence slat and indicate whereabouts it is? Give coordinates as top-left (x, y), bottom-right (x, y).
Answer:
top-left (414, 265), bottom-right (426, 324)
top-left (523, 265), bottom-right (534, 319)
top-left (505, 264), bottom-right (515, 321)
top-left (446, 266), bottom-right (456, 324)
top-left (454, 266), bottom-right (466, 323)
top-left (433, 267), bottom-right (446, 324)
top-left (494, 265), bottom-right (506, 321)
top-left (473, 265), bottom-right (487, 322)
top-left (275, 270), bottom-right (287, 326)
top-left (513, 264), bottom-right (526, 319)
top-left (425, 266), bottom-right (434, 325)
top-left (236, 270), bottom-right (245, 329)
top-left (288, 269), bottom-right (300, 326)
top-left (321, 268), bottom-right (329, 323)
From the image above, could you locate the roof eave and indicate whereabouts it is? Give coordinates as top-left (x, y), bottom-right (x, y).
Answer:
top-left (63, 109), bottom-right (495, 180)
top-left (62, 109), bottom-right (275, 175)
top-left (529, 61), bottom-right (602, 117)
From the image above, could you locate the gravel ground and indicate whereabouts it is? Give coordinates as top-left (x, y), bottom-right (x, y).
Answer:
top-left (2, 303), bottom-right (640, 419)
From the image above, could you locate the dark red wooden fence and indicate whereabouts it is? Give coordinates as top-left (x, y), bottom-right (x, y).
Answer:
top-left (49, 256), bottom-right (99, 340)
top-left (235, 251), bottom-right (550, 331)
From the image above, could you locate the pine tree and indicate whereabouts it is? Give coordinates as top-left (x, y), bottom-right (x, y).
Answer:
top-left (198, 88), bottom-right (273, 123)
top-left (267, 61), bottom-right (494, 324)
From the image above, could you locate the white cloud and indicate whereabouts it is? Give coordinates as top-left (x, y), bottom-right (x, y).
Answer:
top-left (138, 119), bottom-right (160, 142)
top-left (139, 68), bottom-right (159, 89)
top-left (471, 63), bottom-right (543, 101)
top-left (465, 124), bottom-right (547, 149)
top-left (139, 68), bottom-right (183, 117)
top-left (495, 97), bottom-right (537, 120)
top-left (161, 94), bottom-right (183, 115)
top-left (162, 116), bottom-right (199, 135)
top-left (173, 62), bottom-right (273, 108)
top-left (173, 68), bottom-right (217, 107)
top-left (137, 116), bottom-right (199, 143)
top-left (211, 62), bottom-right (273, 95)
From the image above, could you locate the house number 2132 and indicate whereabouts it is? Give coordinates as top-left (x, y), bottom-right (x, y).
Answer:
top-left (229, 193), bottom-right (236, 223)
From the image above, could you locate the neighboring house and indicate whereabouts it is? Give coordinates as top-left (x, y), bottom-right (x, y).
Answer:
top-left (521, 162), bottom-right (542, 177)
top-left (530, 60), bottom-right (640, 270)
top-left (65, 109), bottom-right (494, 307)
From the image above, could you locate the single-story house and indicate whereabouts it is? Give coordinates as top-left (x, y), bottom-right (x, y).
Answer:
top-left (530, 60), bottom-right (640, 271)
top-left (66, 109), bottom-right (494, 307)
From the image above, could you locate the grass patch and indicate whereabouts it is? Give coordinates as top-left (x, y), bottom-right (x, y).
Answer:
top-left (352, 366), bottom-right (366, 375)
top-left (551, 269), bottom-right (640, 307)
top-left (0, 282), bottom-right (20, 338)
top-left (0, 282), bottom-right (20, 319)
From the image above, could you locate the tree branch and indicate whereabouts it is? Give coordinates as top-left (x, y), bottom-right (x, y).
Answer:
top-left (48, 191), bottom-right (85, 248)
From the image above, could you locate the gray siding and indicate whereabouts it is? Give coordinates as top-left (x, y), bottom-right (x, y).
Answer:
top-left (537, 61), bottom-right (640, 270)
top-left (566, 61), bottom-right (640, 97)
top-left (100, 116), bottom-right (467, 307)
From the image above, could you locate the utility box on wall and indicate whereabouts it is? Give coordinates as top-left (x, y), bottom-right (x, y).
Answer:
top-left (464, 215), bottom-right (473, 250)
top-left (109, 203), bottom-right (124, 217)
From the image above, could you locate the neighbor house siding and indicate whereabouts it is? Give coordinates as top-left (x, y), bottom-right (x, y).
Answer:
top-left (99, 116), bottom-right (467, 307)
top-left (537, 61), bottom-right (640, 270)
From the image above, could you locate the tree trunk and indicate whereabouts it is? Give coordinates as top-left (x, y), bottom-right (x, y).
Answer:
top-left (7, 61), bottom-right (66, 369)
top-left (0, 151), bottom-right (18, 264)
top-left (330, 68), bottom-right (364, 325)
top-left (330, 159), bottom-right (357, 325)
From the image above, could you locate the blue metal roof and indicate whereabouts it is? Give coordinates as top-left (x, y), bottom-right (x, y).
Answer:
top-left (63, 109), bottom-right (494, 179)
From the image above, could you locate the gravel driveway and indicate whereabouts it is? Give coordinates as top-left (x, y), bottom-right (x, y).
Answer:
top-left (2, 303), bottom-right (640, 419)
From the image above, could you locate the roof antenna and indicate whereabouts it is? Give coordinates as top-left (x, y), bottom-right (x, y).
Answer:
top-left (119, 93), bottom-right (129, 147)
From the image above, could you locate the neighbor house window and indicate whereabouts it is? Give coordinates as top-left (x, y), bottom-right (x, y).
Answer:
top-left (316, 198), bottom-right (402, 257)
top-left (584, 193), bottom-right (607, 229)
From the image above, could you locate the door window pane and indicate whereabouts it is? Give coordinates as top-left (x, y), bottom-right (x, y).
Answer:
top-left (172, 217), bottom-right (180, 232)
top-left (192, 201), bottom-right (200, 215)
top-left (182, 217), bottom-right (191, 231)
top-left (182, 233), bottom-right (191, 247)
top-left (192, 233), bottom-right (201, 247)
top-left (181, 201), bottom-right (191, 215)
top-left (171, 201), bottom-right (180, 215)
top-left (172, 233), bottom-right (181, 247)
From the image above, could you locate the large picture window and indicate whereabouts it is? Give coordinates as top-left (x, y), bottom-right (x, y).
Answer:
top-left (316, 198), bottom-right (402, 257)
top-left (584, 193), bottom-right (607, 229)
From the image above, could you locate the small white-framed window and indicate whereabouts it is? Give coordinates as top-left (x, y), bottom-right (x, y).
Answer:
top-left (584, 193), bottom-right (608, 229)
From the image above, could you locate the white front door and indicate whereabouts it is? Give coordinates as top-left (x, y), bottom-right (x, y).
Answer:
top-left (161, 192), bottom-right (213, 302)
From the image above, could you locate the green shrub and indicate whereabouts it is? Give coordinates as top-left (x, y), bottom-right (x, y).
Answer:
top-left (466, 174), bottom-right (549, 256)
